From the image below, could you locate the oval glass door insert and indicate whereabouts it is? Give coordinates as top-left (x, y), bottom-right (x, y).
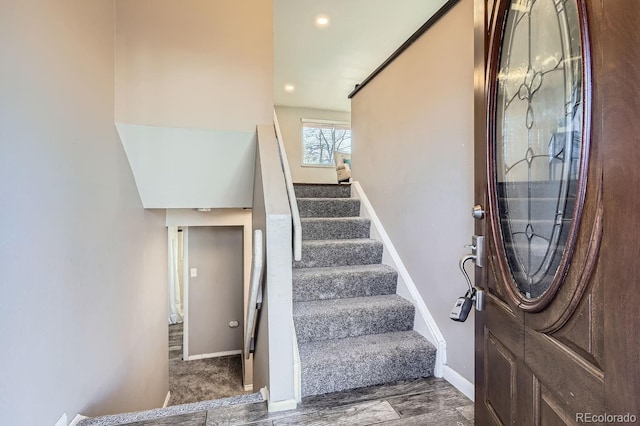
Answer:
top-left (494, 0), bottom-right (584, 299)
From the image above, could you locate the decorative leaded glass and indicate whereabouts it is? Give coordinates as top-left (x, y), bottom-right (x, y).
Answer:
top-left (495, 0), bottom-right (583, 299)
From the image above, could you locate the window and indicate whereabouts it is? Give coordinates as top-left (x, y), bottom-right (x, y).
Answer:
top-left (301, 120), bottom-right (351, 166)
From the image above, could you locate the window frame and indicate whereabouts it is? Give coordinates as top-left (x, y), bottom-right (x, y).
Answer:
top-left (300, 118), bottom-right (352, 168)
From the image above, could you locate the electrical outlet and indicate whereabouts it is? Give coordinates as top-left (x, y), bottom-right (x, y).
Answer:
top-left (54, 413), bottom-right (67, 426)
top-left (229, 320), bottom-right (239, 328)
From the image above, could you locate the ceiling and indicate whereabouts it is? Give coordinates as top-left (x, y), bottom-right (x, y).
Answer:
top-left (274, 0), bottom-right (449, 112)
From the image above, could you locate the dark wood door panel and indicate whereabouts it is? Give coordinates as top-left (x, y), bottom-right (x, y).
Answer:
top-left (475, 0), bottom-right (640, 422)
top-left (524, 329), bottom-right (603, 417)
top-left (484, 293), bottom-right (523, 356)
top-left (485, 330), bottom-right (517, 425)
top-left (550, 288), bottom-right (603, 370)
top-left (540, 384), bottom-right (580, 426)
top-left (600, 0), bottom-right (640, 415)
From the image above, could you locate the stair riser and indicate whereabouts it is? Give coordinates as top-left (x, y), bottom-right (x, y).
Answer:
top-left (302, 219), bottom-right (370, 240)
top-left (298, 199), bottom-right (361, 218)
top-left (294, 184), bottom-right (351, 199)
top-left (294, 241), bottom-right (383, 269)
top-left (298, 198), bottom-right (360, 217)
top-left (293, 269), bottom-right (397, 302)
top-left (300, 337), bottom-right (436, 397)
top-left (294, 304), bottom-right (414, 343)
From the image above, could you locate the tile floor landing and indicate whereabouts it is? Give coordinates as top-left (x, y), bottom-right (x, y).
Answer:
top-left (124, 377), bottom-right (473, 426)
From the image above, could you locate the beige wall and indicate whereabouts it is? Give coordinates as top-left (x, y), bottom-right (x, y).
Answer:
top-left (115, 0), bottom-right (273, 131)
top-left (0, 1), bottom-right (168, 424)
top-left (351, 0), bottom-right (475, 383)
top-left (187, 227), bottom-right (244, 356)
top-left (275, 106), bottom-right (351, 183)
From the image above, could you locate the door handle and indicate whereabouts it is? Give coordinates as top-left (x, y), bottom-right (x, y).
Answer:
top-left (464, 235), bottom-right (484, 268)
top-left (458, 235), bottom-right (485, 312)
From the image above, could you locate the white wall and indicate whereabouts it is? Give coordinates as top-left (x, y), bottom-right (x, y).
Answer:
top-left (275, 106), bottom-right (351, 183)
top-left (115, 0), bottom-right (273, 208)
top-left (351, 0), bottom-right (475, 383)
top-left (251, 126), bottom-right (296, 411)
top-left (0, 2), bottom-right (168, 424)
top-left (116, 124), bottom-right (255, 208)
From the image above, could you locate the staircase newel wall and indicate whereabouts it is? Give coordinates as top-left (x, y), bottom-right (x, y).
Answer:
top-left (251, 125), bottom-right (297, 411)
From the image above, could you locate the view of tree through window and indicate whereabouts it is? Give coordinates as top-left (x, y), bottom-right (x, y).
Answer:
top-left (302, 122), bottom-right (351, 165)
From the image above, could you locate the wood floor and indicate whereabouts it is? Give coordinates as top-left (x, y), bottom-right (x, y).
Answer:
top-left (126, 377), bottom-right (473, 425)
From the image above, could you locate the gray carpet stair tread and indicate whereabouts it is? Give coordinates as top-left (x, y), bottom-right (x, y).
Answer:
top-left (294, 183), bottom-right (351, 199)
top-left (294, 294), bottom-right (415, 342)
top-left (298, 330), bottom-right (436, 397)
top-left (297, 198), bottom-right (361, 218)
top-left (292, 264), bottom-right (397, 301)
top-left (78, 393), bottom-right (264, 426)
top-left (301, 217), bottom-right (371, 240)
top-left (294, 239), bottom-right (383, 269)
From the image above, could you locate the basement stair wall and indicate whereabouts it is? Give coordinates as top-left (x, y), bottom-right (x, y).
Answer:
top-left (251, 125), bottom-right (297, 411)
top-left (350, 0), bottom-right (475, 388)
top-left (0, 1), bottom-right (168, 424)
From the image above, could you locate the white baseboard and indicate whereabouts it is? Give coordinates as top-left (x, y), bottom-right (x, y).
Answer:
top-left (292, 320), bottom-right (302, 403)
top-left (244, 384), bottom-right (254, 392)
top-left (352, 181), bottom-right (448, 377)
top-left (260, 386), bottom-right (296, 412)
top-left (69, 415), bottom-right (88, 426)
top-left (185, 350), bottom-right (242, 361)
top-left (443, 365), bottom-right (474, 401)
top-left (163, 391), bottom-right (171, 408)
top-left (268, 398), bottom-right (297, 412)
top-left (259, 386), bottom-right (269, 401)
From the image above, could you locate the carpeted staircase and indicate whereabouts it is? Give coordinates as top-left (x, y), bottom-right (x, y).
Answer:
top-left (293, 183), bottom-right (437, 397)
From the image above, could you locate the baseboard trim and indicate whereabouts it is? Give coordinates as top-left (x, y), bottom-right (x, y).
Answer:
top-left (268, 398), bottom-right (298, 412)
top-left (163, 391), bottom-right (171, 408)
top-left (244, 384), bottom-right (254, 392)
top-left (69, 415), bottom-right (88, 426)
top-left (292, 320), bottom-right (302, 403)
top-left (443, 365), bottom-right (474, 401)
top-left (260, 386), bottom-right (297, 412)
top-left (352, 181), bottom-right (447, 377)
top-left (185, 350), bottom-right (242, 361)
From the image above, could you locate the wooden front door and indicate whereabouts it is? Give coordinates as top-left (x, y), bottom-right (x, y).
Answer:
top-left (474, 0), bottom-right (640, 424)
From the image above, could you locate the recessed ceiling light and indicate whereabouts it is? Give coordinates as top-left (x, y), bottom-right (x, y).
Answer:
top-left (284, 84), bottom-right (295, 93)
top-left (315, 15), bottom-right (330, 28)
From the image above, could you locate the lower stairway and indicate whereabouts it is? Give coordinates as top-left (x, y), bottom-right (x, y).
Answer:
top-left (293, 183), bottom-right (437, 397)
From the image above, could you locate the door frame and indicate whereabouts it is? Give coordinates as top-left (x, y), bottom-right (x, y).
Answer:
top-left (166, 208), bottom-right (253, 391)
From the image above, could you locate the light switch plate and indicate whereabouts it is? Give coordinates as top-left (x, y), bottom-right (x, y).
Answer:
top-left (190, 268), bottom-right (197, 277)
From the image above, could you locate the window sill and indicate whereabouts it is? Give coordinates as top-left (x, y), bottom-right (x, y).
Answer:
top-left (301, 164), bottom-right (336, 169)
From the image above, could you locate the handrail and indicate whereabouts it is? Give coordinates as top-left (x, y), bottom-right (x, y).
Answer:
top-left (348, 0), bottom-right (461, 99)
top-left (245, 229), bottom-right (264, 359)
top-left (273, 109), bottom-right (302, 261)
